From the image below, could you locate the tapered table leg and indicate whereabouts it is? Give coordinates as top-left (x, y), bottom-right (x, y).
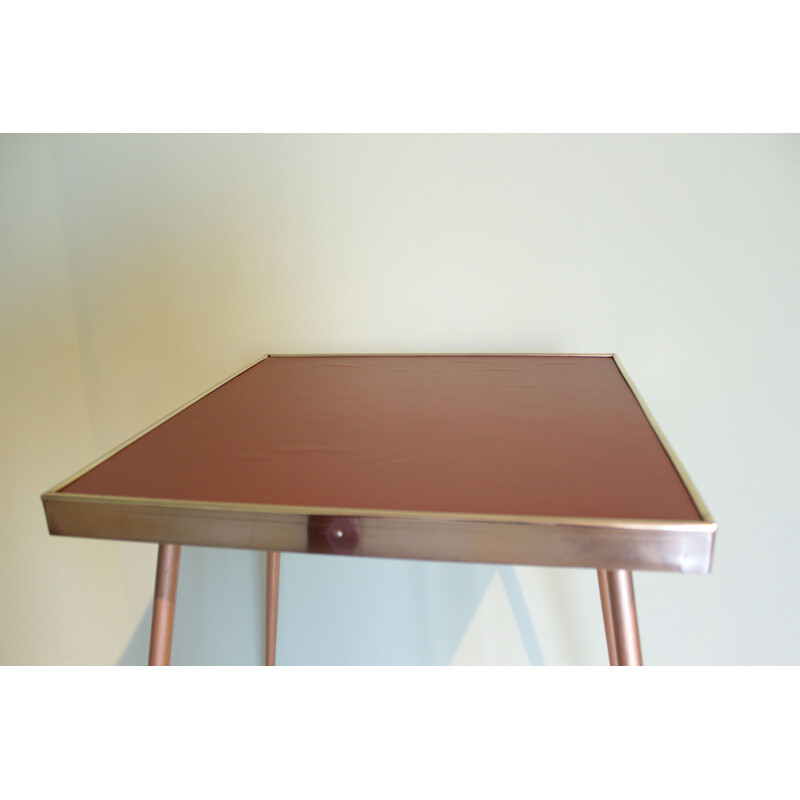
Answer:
top-left (265, 551), bottom-right (280, 666)
top-left (600, 569), bottom-right (642, 666)
top-left (597, 569), bottom-right (619, 666)
top-left (148, 544), bottom-right (181, 666)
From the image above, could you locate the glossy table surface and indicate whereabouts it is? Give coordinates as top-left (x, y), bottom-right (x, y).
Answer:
top-left (42, 355), bottom-right (716, 573)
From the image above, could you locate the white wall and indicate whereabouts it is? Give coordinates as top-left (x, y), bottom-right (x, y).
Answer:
top-left (2, 133), bottom-right (798, 665)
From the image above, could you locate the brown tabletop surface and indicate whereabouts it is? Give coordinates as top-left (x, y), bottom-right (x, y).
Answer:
top-left (57, 355), bottom-right (702, 523)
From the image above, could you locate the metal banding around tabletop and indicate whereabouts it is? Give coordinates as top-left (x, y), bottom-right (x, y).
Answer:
top-left (41, 492), bottom-right (715, 573)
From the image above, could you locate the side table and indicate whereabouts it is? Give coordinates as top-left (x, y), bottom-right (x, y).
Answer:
top-left (42, 354), bottom-right (716, 665)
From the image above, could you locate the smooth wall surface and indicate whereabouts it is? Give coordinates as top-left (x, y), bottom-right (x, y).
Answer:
top-left (2, 133), bottom-right (798, 665)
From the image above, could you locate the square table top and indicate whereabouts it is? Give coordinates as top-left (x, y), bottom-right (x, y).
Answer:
top-left (43, 354), bottom-right (716, 573)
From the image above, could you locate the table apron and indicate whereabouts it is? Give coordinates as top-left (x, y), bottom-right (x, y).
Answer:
top-left (43, 494), bottom-right (714, 574)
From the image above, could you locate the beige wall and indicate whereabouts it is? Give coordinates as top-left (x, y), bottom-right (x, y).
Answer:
top-left (2, 133), bottom-right (798, 664)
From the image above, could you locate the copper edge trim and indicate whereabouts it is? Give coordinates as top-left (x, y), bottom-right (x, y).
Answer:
top-left (42, 491), bottom-right (715, 535)
top-left (41, 354), bottom-right (271, 497)
top-left (267, 353), bottom-right (616, 358)
top-left (611, 354), bottom-right (716, 525)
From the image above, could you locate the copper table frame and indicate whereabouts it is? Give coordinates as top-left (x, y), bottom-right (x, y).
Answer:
top-left (42, 354), bottom-right (716, 666)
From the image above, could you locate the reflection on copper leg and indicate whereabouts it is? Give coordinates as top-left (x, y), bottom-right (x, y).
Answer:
top-left (606, 569), bottom-right (643, 666)
top-left (148, 544), bottom-right (181, 666)
top-left (597, 569), bottom-right (619, 666)
top-left (265, 551), bottom-right (280, 666)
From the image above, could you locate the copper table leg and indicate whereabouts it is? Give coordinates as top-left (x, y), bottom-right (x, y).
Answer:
top-left (597, 569), bottom-right (619, 666)
top-left (265, 551), bottom-right (280, 666)
top-left (148, 543), bottom-right (181, 666)
top-left (602, 569), bottom-right (643, 666)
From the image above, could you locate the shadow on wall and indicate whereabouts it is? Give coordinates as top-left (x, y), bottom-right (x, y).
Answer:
top-left (118, 548), bottom-right (544, 666)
